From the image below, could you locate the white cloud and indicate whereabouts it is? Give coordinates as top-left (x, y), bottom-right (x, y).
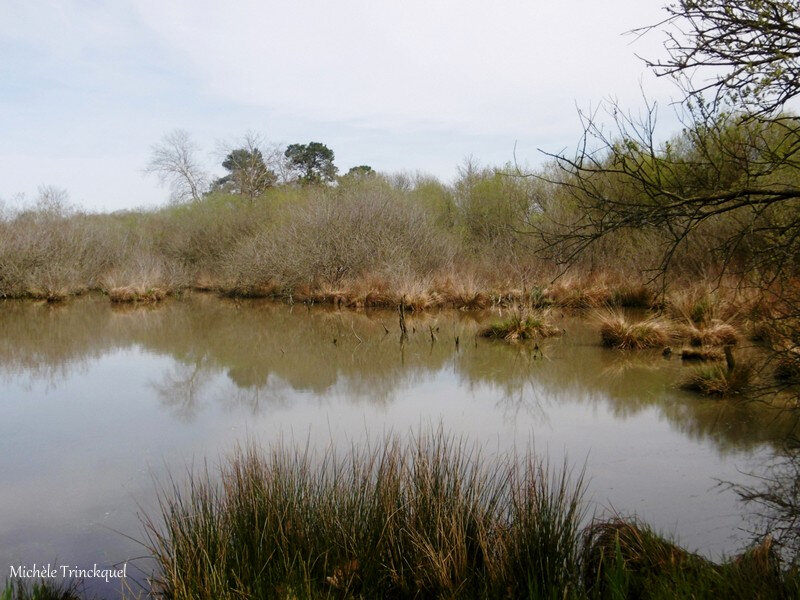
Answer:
top-left (133, 0), bottom-right (676, 134)
top-left (1, 0), bottom-right (684, 210)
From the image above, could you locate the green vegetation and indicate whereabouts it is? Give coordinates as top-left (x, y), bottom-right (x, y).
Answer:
top-left (142, 433), bottom-right (587, 599)
top-left (599, 314), bottom-right (675, 350)
top-left (284, 142), bottom-right (338, 184)
top-left (135, 435), bottom-right (795, 599)
top-left (1, 580), bottom-right (81, 600)
top-left (479, 310), bottom-right (561, 341)
top-left (215, 146), bottom-right (276, 199)
top-left (583, 520), bottom-right (793, 599)
top-left (680, 363), bottom-right (752, 396)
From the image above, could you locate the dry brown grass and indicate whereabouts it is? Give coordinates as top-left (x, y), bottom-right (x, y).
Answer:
top-left (108, 286), bottom-right (168, 303)
top-left (676, 320), bottom-right (740, 347)
top-left (598, 313), bottom-right (675, 350)
top-left (546, 275), bottom-right (615, 309)
top-left (665, 285), bottom-right (743, 325)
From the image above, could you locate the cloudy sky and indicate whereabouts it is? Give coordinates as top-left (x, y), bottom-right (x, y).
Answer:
top-left (1, 0), bottom-right (681, 212)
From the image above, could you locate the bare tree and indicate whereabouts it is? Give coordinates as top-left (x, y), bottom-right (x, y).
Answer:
top-left (532, 0), bottom-right (800, 405)
top-left (145, 129), bottom-right (208, 203)
top-left (639, 0), bottom-right (800, 115)
top-left (255, 138), bottom-right (296, 185)
top-left (536, 0), bottom-right (800, 282)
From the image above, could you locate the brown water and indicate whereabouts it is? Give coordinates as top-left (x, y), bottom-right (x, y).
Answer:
top-left (0, 295), bottom-right (795, 596)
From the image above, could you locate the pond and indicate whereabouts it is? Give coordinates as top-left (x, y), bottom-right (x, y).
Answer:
top-left (0, 295), bottom-right (794, 597)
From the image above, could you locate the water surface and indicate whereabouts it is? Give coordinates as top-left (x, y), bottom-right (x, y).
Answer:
top-left (0, 295), bottom-right (794, 596)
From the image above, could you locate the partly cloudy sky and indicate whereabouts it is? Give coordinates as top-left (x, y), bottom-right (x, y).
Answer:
top-left (1, 0), bottom-right (680, 212)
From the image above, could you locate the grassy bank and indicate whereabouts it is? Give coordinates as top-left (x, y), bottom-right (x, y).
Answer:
top-left (132, 434), bottom-right (796, 600)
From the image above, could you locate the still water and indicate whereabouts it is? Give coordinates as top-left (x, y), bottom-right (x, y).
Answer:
top-left (0, 295), bottom-right (795, 596)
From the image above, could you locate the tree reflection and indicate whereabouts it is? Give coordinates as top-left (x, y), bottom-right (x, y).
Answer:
top-left (150, 358), bottom-right (213, 422)
top-left (1, 295), bottom-right (798, 453)
top-left (733, 436), bottom-right (800, 561)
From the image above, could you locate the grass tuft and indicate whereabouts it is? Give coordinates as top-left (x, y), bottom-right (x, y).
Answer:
top-left (1, 580), bottom-right (82, 600)
top-left (108, 286), bottom-right (167, 303)
top-left (582, 519), bottom-right (788, 599)
top-left (612, 284), bottom-right (653, 308)
top-left (677, 320), bottom-right (740, 347)
top-left (680, 363), bottom-right (752, 396)
top-left (478, 310), bottom-right (562, 341)
top-left (142, 433), bottom-right (587, 599)
top-left (598, 313), bottom-right (674, 350)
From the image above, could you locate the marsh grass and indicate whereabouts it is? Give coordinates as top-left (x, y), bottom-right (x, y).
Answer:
top-left (107, 286), bottom-right (168, 303)
top-left (665, 287), bottom-right (740, 326)
top-left (140, 434), bottom-right (799, 599)
top-left (598, 313), bottom-right (674, 350)
top-left (676, 320), bottom-right (740, 347)
top-left (611, 284), bottom-right (653, 309)
top-left (142, 433), bottom-right (587, 600)
top-left (582, 520), bottom-right (793, 599)
top-left (1, 580), bottom-right (82, 600)
top-left (478, 310), bottom-right (562, 341)
top-left (680, 363), bottom-right (753, 396)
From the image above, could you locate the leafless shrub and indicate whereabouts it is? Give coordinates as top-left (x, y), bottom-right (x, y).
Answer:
top-left (0, 189), bottom-right (125, 298)
top-left (225, 179), bottom-right (457, 291)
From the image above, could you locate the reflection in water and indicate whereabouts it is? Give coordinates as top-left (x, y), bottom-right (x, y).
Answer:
top-left (733, 438), bottom-right (800, 559)
top-left (151, 359), bottom-right (214, 421)
top-left (0, 295), bottom-right (795, 451)
top-left (1, 293), bottom-right (799, 599)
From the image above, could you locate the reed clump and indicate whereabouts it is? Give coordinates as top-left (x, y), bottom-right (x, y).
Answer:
top-left (479, 310), bottom-right (562, 341)
top-left (665, 287), bottom-right (739, 326)
top-left (598, 313), bottom-right (674, 350)
top-left (612, 284), bottom-right (654, 308)
top-left (545, 276), bottom-right (615, 309)
top-left (680, 363), bottom-right (752, 396)
top-left (141, 435), bottom-right (798, 600)
top-left (676, 320), bottom-right (740, 347)
top-left (143, 433), bottom-right (587, 600)
top-left (107, 286), bottom-right (168, 303)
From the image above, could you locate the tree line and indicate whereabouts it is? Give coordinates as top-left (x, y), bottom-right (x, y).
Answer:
top-left (144, 131), bottom-right (374, 203)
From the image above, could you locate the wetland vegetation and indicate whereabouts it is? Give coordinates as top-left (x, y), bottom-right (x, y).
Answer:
top-left (2, 298), bottom-right (800, 599)
top-left (4, 1), bottom-right (800, 598)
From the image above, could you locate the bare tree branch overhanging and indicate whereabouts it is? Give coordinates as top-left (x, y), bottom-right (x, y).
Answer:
top-left (536, 1), bottom-right (800, 284)
top-left (637, 0), bottom-right (800, 115)
top-left (531, 3), bottom-right (800, 462)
